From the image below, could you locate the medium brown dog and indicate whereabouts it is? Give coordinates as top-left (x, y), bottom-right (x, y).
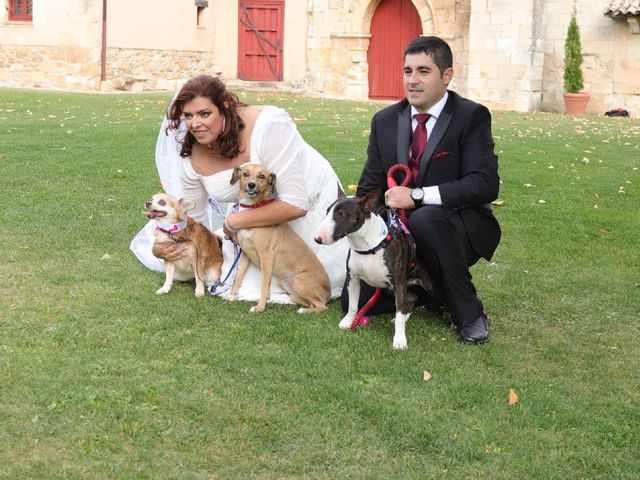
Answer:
top-left (229, 164), bottom-right (331, 313)
top-left (144, 192), bottom-right (223, 297)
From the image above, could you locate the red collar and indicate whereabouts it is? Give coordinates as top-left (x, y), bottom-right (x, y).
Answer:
top-left (238, 198), bottom-right (276, 209)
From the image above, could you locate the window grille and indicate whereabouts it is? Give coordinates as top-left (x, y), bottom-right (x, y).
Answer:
top-left (9, 0), bottom-right (33, 21)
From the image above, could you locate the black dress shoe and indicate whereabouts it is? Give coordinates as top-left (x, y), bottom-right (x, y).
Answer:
top-left (459, 315), bottom-right (490, 345)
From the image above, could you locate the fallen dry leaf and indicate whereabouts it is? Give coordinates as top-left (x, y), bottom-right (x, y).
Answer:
top-left (347, 184), bottom-right (357, 193)
top-left (491, 199), bottom-right (504, 206)
top-left (423, 371), bottom-right (432, 382)
top-left (508, 388), bottom-right (520, 405)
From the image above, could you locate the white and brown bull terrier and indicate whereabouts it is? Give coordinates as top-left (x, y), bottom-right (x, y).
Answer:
top-left (314, 189), bottom-right (440, 350)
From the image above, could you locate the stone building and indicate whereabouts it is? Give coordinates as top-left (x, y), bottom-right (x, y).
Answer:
top-left (0, 0), bottom-right (638, 114)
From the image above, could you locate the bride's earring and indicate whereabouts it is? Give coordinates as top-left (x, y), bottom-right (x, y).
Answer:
top-left (221, 115), bottom-right (226, 134)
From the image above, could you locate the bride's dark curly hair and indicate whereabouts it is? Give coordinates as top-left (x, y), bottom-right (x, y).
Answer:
top-left (165, 75), bottom-right (246, 159)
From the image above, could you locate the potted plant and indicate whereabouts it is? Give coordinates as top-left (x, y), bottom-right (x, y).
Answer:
top-left (563, 8), bottom-right (590, 115)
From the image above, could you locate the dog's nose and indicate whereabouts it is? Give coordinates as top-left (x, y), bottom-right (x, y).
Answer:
top-left (145, 201), bottom-right (151, 209)
top-left (314, 236), bottom-right (323, 244)
top-left (247, 182), bottom-right (256, 189)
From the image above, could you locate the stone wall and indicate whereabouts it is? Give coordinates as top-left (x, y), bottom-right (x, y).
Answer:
top-left (0, 44), bottom-right (222, 92)
top-left (106, 48), bottom-right (223, 92)
top-left (0, 44), bottom-right (101, 90)
top-left (540, 0), bottom-right (640, 115)
top-left (304, 0), bottom-right (471, 99)
top-left (459, 0), bottom-right (640, 115)
top-left (431, 0), bottom-right (471, 98)
top-left (465, 0), bottom-right (546, 111)
top-left (1, 0), bottom-right (638, 114)
top-left (256, 0), bottom-right (639, 114)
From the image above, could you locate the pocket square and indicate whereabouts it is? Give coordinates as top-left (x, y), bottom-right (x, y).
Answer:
top-left (435, 151), bottom-right (454, 160)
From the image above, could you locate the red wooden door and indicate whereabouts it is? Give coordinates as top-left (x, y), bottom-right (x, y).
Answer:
top-left (367, 0), bottom-right (422, 100)
top-left (238, 0), bottom-right (284, 81)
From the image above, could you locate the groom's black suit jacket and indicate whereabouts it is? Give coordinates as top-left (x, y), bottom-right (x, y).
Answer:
top-left (357, 91), bottom-right (501, 261)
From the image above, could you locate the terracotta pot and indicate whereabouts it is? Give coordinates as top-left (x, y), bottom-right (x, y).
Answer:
top-left (563, 92), bottom-right (591, 115)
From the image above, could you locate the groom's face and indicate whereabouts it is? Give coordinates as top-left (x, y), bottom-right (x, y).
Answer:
top-left (403, 52), bottom-right (452, 113)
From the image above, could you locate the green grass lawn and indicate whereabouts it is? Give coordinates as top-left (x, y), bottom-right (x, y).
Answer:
top-left (1, 87), bottom-right (638, 479)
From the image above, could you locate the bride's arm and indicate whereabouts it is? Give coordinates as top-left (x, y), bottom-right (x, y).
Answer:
top-left (225, 108), bottom-right (308, 230)
top-left (225, 200), bottom-right (304, 230)
top-left (180, 162), bottom-right (210, 226)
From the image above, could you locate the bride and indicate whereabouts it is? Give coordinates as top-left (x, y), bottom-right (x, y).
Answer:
top-left (130, 74), bottom-right (349, 303)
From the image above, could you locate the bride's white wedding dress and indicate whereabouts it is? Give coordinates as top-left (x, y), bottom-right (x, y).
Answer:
top-left (130, 105), bottom-right (349, 303)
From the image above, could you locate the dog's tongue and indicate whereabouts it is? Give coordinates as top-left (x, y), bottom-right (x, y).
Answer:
top-left (143, 210), bottom-right (167, 219)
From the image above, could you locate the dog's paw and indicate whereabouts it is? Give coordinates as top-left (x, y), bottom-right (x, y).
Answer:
top-left (338, 316), bottom-right (354, 329)
top-left (250, 304), bottom-right (265, 313)
top-left (392, 335), bottom-right (408, 350)
top-left (195, 290), bottom-right (205, 298)
top-left (156, 287), bottom-right (170, 295)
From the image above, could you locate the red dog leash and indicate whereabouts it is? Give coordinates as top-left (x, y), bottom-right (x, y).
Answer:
top-left (386, 163), bottom-right (413, 225)
top-left (350, 288), bottom-right (381, 329)
top-left (350, 164), bottom-right (414, 329)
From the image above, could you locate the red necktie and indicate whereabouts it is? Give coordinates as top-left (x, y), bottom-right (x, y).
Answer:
top-left (409, 113), bottom-right (430, 181)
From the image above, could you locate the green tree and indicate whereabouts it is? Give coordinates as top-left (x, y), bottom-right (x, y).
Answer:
top-left (563, 9), bottom-right (584, 93)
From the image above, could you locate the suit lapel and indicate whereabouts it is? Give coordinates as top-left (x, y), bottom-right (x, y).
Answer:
top-left (396, 103), bottom-right (411, 167)
top-left (417, 93), bottom-right (454, 184)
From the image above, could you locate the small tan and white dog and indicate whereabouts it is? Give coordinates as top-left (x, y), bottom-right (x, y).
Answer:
top-left (228, 164), bottom-right (331, 313)
top-left (144, 192), bottom-right (223, 297)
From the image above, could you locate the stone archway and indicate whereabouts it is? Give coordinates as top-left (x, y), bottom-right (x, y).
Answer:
top-left (354, 0), bottom-right (439, 99)
top-left (306, 0), bottom-right (444, 99)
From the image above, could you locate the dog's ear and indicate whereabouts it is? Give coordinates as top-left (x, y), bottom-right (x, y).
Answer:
top-left (336, 182), bottom-right (346, 200)
top-left (179, 198), bottom-right (196, 212)
top-left (361, 189), bottom-right (382, 214)
top-left (230, 166), bottom-right (242, 185)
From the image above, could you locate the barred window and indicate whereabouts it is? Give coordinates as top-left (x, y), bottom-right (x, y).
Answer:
top-left (9, 0), bottom-right (33, 21)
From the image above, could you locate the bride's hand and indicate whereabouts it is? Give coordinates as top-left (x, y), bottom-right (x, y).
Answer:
top-left (223, 219), bottom-right (238, 244)
top-left (152, 240), bottom-right (189, 260)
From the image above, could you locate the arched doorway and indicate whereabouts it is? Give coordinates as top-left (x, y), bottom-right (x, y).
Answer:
top-left (367, 0), bottom-right (422, 100)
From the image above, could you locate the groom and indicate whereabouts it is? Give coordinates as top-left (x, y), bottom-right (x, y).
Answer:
top-left (346, 35), bottom-right (501, 344)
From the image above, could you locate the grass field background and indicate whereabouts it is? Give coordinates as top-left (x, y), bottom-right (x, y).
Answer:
top-left (1, 87), bottom-right (638, 478)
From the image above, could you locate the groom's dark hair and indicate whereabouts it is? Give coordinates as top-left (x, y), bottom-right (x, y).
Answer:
top-left (404, 36), bottom-right (453, 76)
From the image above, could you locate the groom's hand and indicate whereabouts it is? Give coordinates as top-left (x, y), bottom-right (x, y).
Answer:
top-left (384, 186), bottom-right (413, 209)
